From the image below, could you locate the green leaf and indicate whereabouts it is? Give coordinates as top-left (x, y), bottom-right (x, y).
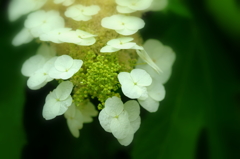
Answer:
top-left (0, 18), bottom-right (27, 159)
top-left (132, 1), bottom-right (240, 159)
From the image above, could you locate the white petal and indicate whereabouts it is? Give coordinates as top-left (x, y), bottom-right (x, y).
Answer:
top-left (101, 15), bottom-right (125, 30)
top-left (77, 37), bottom-right (96, 46)
top-left (138, 97), bottom-right (160, 112)
top-left (136, 49), bottom-right (162, 74)
top-left (104, 96), bottom-right (124, 117)
top-left (59, 31), bottom-right (82, 43)
top-left (40, 28), bottom-right (72, 43)
top-left (55, 55), bottom-right (74, 71)
top-left (65, 5), bottom-right (81, 18)
top-left (100, 45), bottom-right (119, 53)
top-left (123, 16), bottom-right (145, 31)
top-left (83, 5), bottom-right (100, 16)
top-left (116, 29), bottom-right (138, 36)
top-left (37, 43), bottom-right (56, 60)
top-left (24, 10), bottom-right (46, 28)
top-left (136, 39), bottom-right (176, 83)
top-left (58, 96), bottom-right (73, 115)
top-left (107, 37), bottom-right (136, 49)
top-left (108, 37), bottom-right (133, 45)
top-left (116, 5), bottom-right (135, 13)
top-left (124, 100), bottom-right (140, 121)
top-left (98, 109), bottom-right (112, 132)
top-left (64, 102), bottom-right (76, 119)
top-left (12, 28), bottom-right (34, 46)
top-left (67, 118), bottom-right (81, 138)
top-left (76, 29), bottom-right (96, 38)
top-left (42, 93), bottom-right (59, 120)
top-left (128, 0), bottom-right (153, 10)
top-left (27, 68), bottom-right (49, 90)
top-left (130, 69), bottom-right (152, 86)
top-left (62, 0), bottom-right (75, 6)
top-left (79, 101), bottom-right (98, 123)
top-left (55, 81), bottom-right (73, 100)
top-left (21, 54), bottom-right (46, 77)
top-left (118, 72), bottom-right (144, 99)
top-left (117, 134), bottom-right (134, 146)
top-left (148, 80), bottom-right (166, 101)
top-left (110, 111), bottom-right (132, 139)
top-left (131, 116), bottom-right (141, 133)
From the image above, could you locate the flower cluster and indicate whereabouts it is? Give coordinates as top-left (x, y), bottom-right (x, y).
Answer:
top-left (9, 0), bottom-right (174, 146)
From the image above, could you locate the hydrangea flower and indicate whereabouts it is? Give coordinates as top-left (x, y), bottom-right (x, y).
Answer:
top-left (24, 10), bottom-right (65, 38)
top-left (138, 80), bottom-right (166, 112)
top-left (64, 103), bottom-right (84, 138)
top-left (100, 37), bottom-right (142, 53)
top-left (118, 69), bottom-right (152, 99)
top-left (40, 28), bottom-right (73, 43)
top-left (136, 39), bottom-right (176, 84)
top-left (10, 0), bottom-right (175, 146)
top-left (59, 29), bottom-right (96, 46)
top-left (65, 4), bottom-right (100, 21)
top-left (101, 14), bottom-right (145, 35)
top-left (27, 57), bottom-right (57, 90)
top-left (99, 96), bottom-right (140, 146)
top-left (49, 55), bottom-right (83, 80)
top-left (42, 81), bottom-right (73, 120)
top-left (21, 44), bottom-right (56, 90)
top-left (115, 0), bottom-right (153, 13)
top-left (54, 0), bottom-right (75, 6)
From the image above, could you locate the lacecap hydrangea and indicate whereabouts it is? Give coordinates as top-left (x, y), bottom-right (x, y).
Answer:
top-left (9, 0), bottom-right (175, 146)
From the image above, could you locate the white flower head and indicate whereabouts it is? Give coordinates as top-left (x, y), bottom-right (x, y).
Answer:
top-left (54, 0), bottom-right (75, 6)
top-left (99, 96), bottom-right (140, 146)
top-left (8, 0), bottom-right (47, 21)
top-left (101, 14), bottom-right (145, 35)
top-left (59, 29), bottom-right (96, 46)
top-left (118, 69), bottom-right (152, 99)
top-left (42, 81), bottom-right (73, 120)
top-left (65, 4), bottom-right (100, 21)
top-left (115, 0), bottom-right (153, 13)
top-left (136, 39), bottom-right (176, 84)
top-left (49, 55), bottom-right (83, 80)
top-left (64, 103), bottom-right (84, 138)
top-left (100, 37), bottom-right (142, 53)
top-left (138, 80), bottom-right (165, 112)
top-left (24, 10), bottom-right (65, 38)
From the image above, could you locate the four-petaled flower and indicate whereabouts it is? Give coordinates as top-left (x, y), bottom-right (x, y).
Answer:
top-left (101, 14), bottom-right (145, 35)
top-left (118, 69), bottom-right (152, 99)
top-left (42, 81), bottom-right (73, 120)
top-left (99, 96), bottom-right (140, 146)
top-left (49, 55), bottom-right (83, 80)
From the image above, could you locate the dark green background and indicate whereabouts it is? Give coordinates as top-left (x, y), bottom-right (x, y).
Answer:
top-left (0, 0), bottom-right (240, 158)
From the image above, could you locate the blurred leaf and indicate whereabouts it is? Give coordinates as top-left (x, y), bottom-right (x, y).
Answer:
top-left (0, 16), bottom-right (26, 159)
top-left (205, 0), bottom-right (240, 39)
top-left (168, 0), bottom-right (192, 18)
top-left (132, 1), bottom-right (240, 159)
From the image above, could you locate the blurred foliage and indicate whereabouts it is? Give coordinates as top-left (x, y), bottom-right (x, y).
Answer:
top-left (0, 0), bottom-right (240, 159)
